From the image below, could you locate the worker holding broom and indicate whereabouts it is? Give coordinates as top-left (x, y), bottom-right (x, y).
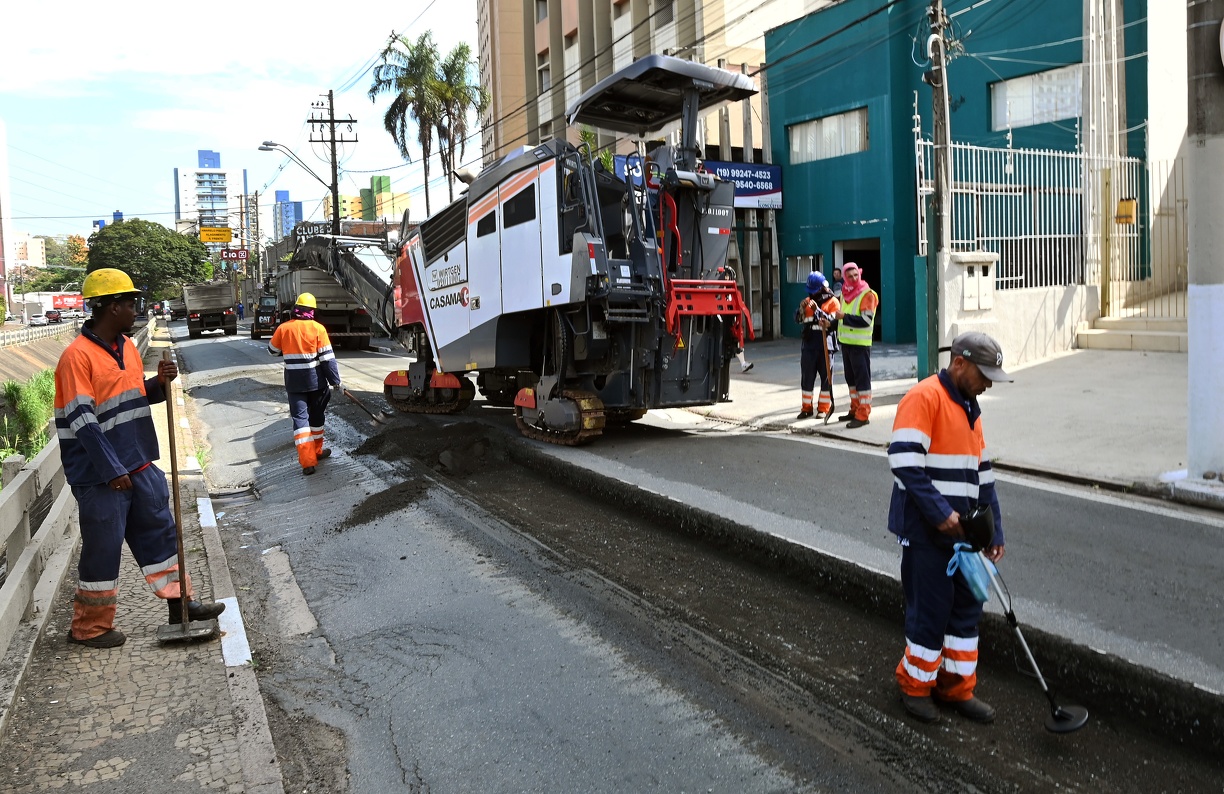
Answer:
top-left (268, 292), bottom-right (343, 475)
top-left (54, 268), bottom-right (224, 649)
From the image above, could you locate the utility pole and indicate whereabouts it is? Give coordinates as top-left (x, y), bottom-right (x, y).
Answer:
top-left (1187, 0), bottom-right (1224, 481)
top-left (922, 0), bottom-right (952, 376)
top-left (309, 90), bottom-right (357, 236)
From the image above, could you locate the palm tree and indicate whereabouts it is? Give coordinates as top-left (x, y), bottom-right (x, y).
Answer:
top-left (369, 32), bottom-right (441, 216)
top-left (434, 43), bottom-right (489, 203)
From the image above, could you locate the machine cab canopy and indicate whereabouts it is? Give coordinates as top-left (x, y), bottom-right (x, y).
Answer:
top-left (566, 54), bottom-right (757, 137)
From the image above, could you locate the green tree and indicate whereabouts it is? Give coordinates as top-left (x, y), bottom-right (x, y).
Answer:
top-left (86, 219), bottom-right (211, 300)
top-left (435, 43), bottom-right (487, 203)
top-left (369, 32), bottom-right (442, 216)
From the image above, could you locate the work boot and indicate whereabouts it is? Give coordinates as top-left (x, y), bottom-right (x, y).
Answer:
top-left (945, 696), bottom-right (995, 724)
top-left (846, 417), bottom-right (870, 429)
top-left (167, 598), bottom-right (226, 625)
top-left (900, 693), bottom-right (940, 724)
top-left (796, 410), bottom-right (814, 420)
top-left (303, 466), bottom-right (316, 476)
top-left (837, 411), bottom-right (855, 422)
top-left (68, 629), bottom-right (127, 648)
top-left (317, 449), bottom-right (332, 460)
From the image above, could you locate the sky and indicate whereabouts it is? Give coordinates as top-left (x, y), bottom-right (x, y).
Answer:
top-left (0, 0), bottom-right (480, 241)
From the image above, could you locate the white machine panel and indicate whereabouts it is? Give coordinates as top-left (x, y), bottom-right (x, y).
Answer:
top-left (499, 164), bottom-right (546, 315)
top-left (536, 164), bottom-right (575, 306)
top-left (416, 243), bottom-right (470, 370)
top-left (466, 189), bottom-right (504, 347)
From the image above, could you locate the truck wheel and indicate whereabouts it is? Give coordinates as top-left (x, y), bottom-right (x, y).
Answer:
top-left (189, 330), bottom-right (200, 340)
top-left (251, 330), bottom-right (261, 340)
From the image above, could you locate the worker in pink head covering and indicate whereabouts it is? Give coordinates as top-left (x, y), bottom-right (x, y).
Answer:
top-left (833, 263), bottom-right (879, 428)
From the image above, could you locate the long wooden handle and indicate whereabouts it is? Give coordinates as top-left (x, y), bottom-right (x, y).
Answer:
top-left (162, 350), bottom-right (189, 622)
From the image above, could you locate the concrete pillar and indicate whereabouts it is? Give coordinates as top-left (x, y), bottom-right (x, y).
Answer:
top-left (1187, 0), bottom-right (1224, 479)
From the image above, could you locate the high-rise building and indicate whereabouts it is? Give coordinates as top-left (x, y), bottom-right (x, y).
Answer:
top-left (479, 0), bottom-right (528, 166)
top-left (173, 150), bottom-right (250, 247)
top-left (478, 0), bottom-right (812, 158)
top-left (272, 190), bottom-right (303, 240)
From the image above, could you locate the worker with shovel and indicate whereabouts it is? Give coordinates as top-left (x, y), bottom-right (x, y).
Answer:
top-left (268, 292), bottom-right (343, 475)
top-left (888, 331), bottom-right (1011, 725)
top-left (54, 268), bottom-right (225, 649)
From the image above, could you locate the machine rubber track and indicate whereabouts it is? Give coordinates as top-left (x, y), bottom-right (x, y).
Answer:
top-left (515, 389), bottom-right (606, 446)
top-left (384, 380), bottom-right (476, 415)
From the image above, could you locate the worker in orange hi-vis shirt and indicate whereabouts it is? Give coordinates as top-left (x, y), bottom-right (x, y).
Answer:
top-left (833, 262), bottom-right (878, 428)
top-left (268, 292), bottom-right (343, 475)
top-left (55, 268), bottom-right (225, 649)
top-left (889, 331), bottom-right (1011, 726)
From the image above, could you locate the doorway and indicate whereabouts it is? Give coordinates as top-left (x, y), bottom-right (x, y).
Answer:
top-left (835, 238), bottom-right (882, 341)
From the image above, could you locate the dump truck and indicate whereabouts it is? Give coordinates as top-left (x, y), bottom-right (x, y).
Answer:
top-left (182, 281), bottom-right (237, 339)
top-left (273, 245), bottom-right (378, 350)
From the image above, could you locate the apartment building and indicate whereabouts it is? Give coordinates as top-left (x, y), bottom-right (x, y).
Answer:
top-left (173, 149), bottom-right (250, 247)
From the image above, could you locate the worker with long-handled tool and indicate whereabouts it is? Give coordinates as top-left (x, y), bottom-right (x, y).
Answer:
top-left (795, 272), bottom-right (839, 420)
top-left (268, 292), bottom-right (343, 475)
top-left (887, 331), bottom-right (1012, 725)
top-left (54, 268), bottom-right (225, 649)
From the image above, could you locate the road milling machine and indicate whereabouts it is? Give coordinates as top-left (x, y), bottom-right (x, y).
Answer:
top-left (306, 56), bottom-right (759, 445)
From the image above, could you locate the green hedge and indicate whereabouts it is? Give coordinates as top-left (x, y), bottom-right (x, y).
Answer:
top-left (0, 369), bottom-right (56, 469)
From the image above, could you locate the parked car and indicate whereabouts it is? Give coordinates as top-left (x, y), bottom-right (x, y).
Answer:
top-left (45, 309), bottom-right (63, 323)
top-left (61, 308), bottom-right (84, 320)
top-left (27, 314), bottom-right (48, 326)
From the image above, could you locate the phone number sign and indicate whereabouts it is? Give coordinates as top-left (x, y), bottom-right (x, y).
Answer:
top-left (703, 161), bottom-right (783, 210)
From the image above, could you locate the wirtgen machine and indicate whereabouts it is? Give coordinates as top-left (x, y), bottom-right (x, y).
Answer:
top-left (320, 56), bottom-right (759, 445)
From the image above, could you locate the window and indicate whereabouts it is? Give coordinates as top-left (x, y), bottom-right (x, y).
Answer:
top-left (613, 0), bottom-right (628, 19)
top-left (788, 107), bottom-right (868, 164)
top-left (654, 0), bottom-right (673, 27)
top-left (536, 0), bottom-right (548, 23)
top-left (538, 53), bottom-right (551, 93)
top-left (991, 64), bottom-right (1082, 131)
top-left (564, 32), bottom-right (576, 50)
top-left (504, 185), bottom-right (537, 228)
top-left (476, 211), bottom-right (497, 237)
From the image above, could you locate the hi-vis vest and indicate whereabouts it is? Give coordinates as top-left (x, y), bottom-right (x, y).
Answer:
top-left (268, 319), bottom-right (340, 393)
top-left (838, 289), bottom-right (878, 347)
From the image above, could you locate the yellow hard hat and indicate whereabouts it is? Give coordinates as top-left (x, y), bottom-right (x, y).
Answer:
top-left (83, 268), bottom-right (140, 300)
top-left (295, 292), bottom-right (317, 309)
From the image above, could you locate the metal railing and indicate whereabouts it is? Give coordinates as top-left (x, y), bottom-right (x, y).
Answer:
top-left (0, 321), bottom-right (82, 349)
top-left (915, 138), bottom-right (1146, 296)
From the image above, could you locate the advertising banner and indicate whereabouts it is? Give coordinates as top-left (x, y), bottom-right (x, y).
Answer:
top-left (52, 294), bottom-right (84, 309)
top-left (703, 161), bottom-right (783, 209)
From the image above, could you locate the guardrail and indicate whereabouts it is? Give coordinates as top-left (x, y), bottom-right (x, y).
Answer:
top-left (0, 321), bottom-right (82, 349)
top-left (0, 323), bottom-right (151, 672)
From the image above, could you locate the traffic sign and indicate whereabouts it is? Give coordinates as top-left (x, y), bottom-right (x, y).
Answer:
top-left (200, 227), bottom-right (233, 243)
top-left (220, 249), bottom-right (249, 261)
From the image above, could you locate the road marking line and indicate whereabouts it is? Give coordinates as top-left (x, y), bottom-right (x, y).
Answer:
top-left (197, 496), bottom-right (217, 528)
top-left (216, 596), bottom-right (253, 666)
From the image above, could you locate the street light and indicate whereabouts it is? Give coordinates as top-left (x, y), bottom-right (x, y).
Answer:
top-left (259, 141), bottom-right (340, 235)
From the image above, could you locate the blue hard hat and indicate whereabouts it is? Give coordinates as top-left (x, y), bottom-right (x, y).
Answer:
top-left (807, 272), bottom-right (828, 295)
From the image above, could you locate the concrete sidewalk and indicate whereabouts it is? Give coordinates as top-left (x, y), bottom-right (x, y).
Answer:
top-left (0, 327), bottom-right (283, 794)
top-left (700, 336), bottom-right (1224, 509)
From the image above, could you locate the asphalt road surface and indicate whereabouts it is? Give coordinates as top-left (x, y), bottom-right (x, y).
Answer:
top-left (174, 320), bottom-right (1224, 793)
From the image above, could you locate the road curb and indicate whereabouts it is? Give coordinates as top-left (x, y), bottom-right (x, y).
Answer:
top-left (165, 332), bottom-right (286, 794)
top-left (503, 435), bottom-right (1224, 757)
